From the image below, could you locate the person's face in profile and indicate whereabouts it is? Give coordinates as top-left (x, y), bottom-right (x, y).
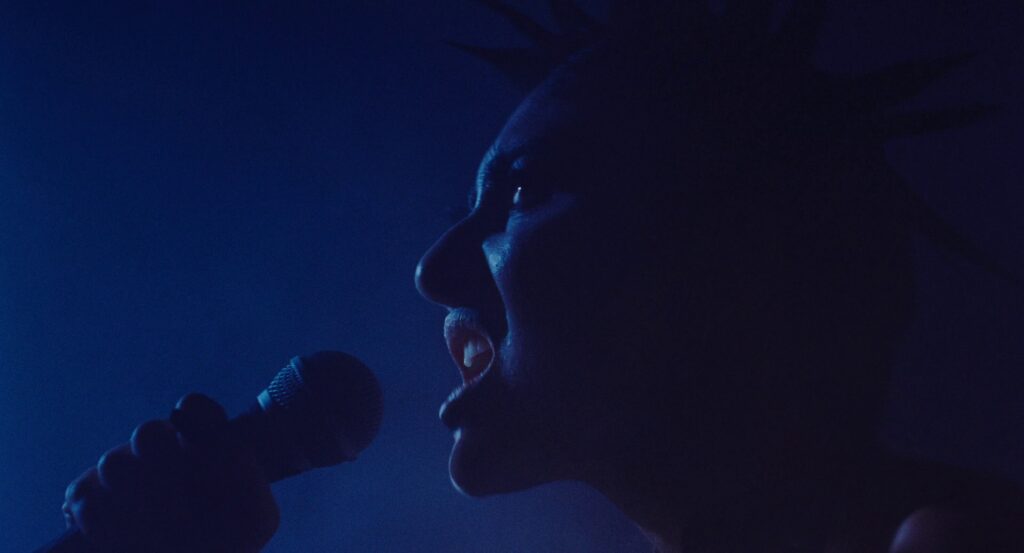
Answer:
top-left (415, 63), bottom-right (704, 496)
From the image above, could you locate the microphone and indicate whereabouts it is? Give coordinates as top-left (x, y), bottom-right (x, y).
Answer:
top-left (35, 351), bottom-right (384, 553)
top-left (232, 350), bottom-right (384, 482)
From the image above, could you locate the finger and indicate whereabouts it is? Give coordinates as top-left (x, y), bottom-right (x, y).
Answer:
top-left (70, 489), bottom-right (115, 541)
top-left (97, 444), bottom-right (142, 492)
top-left (175, 392), bottom-right (228, 423)
top-left (131, 422), bottom-right (191, 512)
top-left (171, 393), bottom-right (228, 446)
top-left (65, 468), bottom-right (102, 504)
top-left (65, 469), bottom-right (117, 540)
top-left (63, 468), bottom-right (101, 530)
top-left (130, 419), bottom-right (180, 461)
top-left (62, 500), bottom-right (76, 529)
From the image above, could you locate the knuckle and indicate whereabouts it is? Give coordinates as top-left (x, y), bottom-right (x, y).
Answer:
top-left (175, 392), bottom-right (227, 420)
top-left (131, 419), bottom-right (178, 459)
top-left (97, 444), bottom-right (138, 489)
top-left (65, 469), bottom-right (100, 502)
top-left (171, 393), bottom-right (229, 445)
top-left (67, 482), bottom-right (113, 534)
top-left (62, 501), bottom-right (75, 529)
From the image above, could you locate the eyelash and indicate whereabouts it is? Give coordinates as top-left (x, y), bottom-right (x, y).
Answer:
top-left (445, 160), bottom-right (553, 222)
top-left (445, 185), bottom-right (539, 222)
top-left (509, 176), bottom-right (552, 213)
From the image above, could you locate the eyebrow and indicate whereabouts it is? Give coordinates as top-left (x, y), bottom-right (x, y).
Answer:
top-left (466, 127), bottom-right (585, 209)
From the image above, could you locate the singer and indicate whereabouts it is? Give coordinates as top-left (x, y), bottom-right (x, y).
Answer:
top-left (60, 2), bottom-right (1023, 552)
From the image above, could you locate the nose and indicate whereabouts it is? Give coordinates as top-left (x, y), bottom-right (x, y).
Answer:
top-left (415, 216), bottom-right (500, 310)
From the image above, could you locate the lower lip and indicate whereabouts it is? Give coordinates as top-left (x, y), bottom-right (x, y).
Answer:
top-left (438, 370), bottom-right (489, 428)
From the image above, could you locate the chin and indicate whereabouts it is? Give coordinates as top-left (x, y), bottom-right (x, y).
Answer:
top-left (447, 426), bottom-right (555, 497)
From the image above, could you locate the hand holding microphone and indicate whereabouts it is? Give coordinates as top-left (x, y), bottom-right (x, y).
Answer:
top-left (62, 392), bottom-right (277, 553)
top-left (45, 351), bottom-right (383, 553)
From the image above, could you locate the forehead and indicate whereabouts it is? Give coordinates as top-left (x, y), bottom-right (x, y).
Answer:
top-left (471, 59), bottom-right (682, 206)
top-left (498, 80), bottom-right (581, 151)
top-left (477, 80), bottom-right (584, 180)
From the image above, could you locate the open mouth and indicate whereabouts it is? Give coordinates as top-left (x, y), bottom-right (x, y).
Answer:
top-left (444, 311), bottom-right (495, 386)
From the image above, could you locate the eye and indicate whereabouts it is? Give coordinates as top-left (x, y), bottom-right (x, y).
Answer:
top-left (508, 159), bottom-right (553, 212)
top-left (511, 183), bottom-right (551, 212)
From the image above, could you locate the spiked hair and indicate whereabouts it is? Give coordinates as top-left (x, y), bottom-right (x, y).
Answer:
top-left (453, 0), bottom-right (1017, 288)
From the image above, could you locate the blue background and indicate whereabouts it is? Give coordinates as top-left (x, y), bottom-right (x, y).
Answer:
top-left (2, 1), bottom-right (1022, 551)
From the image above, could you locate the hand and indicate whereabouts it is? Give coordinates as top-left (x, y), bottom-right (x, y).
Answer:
top-left (63, 393), bottom-right (280, 553)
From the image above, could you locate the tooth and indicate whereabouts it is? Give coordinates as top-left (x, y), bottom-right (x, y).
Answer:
top-left (463, 340), bottom-right (481, 368)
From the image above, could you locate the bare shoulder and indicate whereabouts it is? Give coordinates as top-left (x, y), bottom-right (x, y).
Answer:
top-left (888, 463), bottom-right (1024, 553)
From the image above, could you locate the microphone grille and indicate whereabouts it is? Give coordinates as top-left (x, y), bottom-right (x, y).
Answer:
top-left (265, 351), bottom-right (383, 466)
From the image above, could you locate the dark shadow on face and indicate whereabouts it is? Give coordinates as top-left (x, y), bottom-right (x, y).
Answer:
top-left (416, 36), bottom-right (916, 499)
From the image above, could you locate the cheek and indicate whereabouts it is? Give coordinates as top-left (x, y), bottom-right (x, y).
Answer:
top-left (489, 203), bottom-right (618, 324)
top-left (488, 206), bottom-right (639, 391)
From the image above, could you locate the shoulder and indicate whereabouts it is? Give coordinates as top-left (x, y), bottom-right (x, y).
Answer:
top-left (888, 464), bottom-right (1024, 553)
top-left (890, 504), bottom-right (1023, 552)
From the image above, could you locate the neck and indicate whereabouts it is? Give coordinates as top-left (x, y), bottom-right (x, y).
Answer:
top-left (587, 439), bottom-right (890, 553)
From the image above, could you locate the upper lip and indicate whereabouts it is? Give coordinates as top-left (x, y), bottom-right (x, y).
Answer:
top-left (444, 309), bottom-right (496, 385)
